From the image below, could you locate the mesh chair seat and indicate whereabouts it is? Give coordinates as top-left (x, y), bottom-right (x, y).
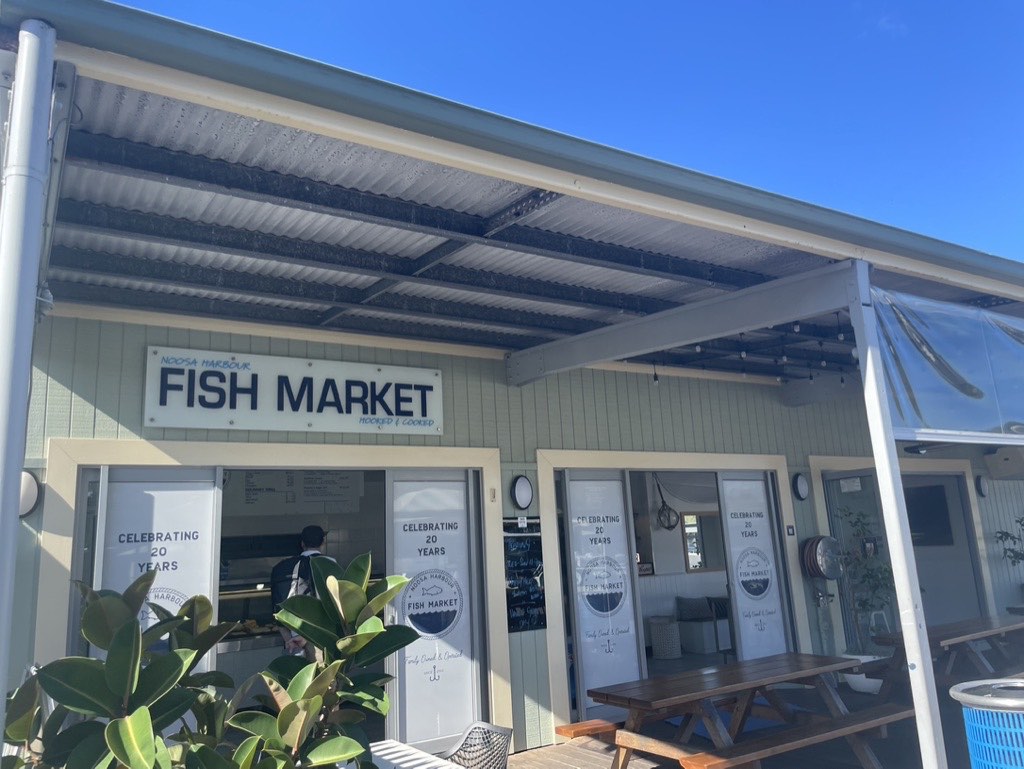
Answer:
top-left (439, 721), bottom-right (513, 769)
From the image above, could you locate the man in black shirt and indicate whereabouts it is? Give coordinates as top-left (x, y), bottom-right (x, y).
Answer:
top-left (271, 524), bottom-right (328, 657)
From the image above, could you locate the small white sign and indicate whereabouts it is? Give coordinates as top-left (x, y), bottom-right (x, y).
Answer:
top-left (144, 346), bottom-right (443, 435)
top-left (839, 477), bottom-right (863, 494)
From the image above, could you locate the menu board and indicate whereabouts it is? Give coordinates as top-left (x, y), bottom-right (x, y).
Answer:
top-left (720, 477), bottom-right (788, 660)
top-left (503, 521), bottom-right (546, 633)
top-left (222, 469), bottom-right (363, 515)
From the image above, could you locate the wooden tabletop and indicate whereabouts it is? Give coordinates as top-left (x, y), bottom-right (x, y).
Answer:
top-left (873, 614), bottom-right (1024, 649)
top-left (588, 652), bottom-right (860, 712)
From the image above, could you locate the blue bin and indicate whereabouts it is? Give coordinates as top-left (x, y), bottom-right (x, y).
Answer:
top-left (950, 680), bottom-right (1024, 769)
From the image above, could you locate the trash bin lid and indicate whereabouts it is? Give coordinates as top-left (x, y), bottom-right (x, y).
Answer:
top-left (950, 679), bottom-right (1024, 711)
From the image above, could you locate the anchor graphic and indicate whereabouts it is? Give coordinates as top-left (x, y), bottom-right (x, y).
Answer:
top-left (428, 665), bottom-right (441, 682)
top-left (755, 619), bottom-right (767, 632)
top-left (603, 639), bottom-right (614, 654)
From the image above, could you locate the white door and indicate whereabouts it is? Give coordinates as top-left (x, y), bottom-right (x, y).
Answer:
top-left (388, 469), bottom-right (482, 753)
top-left (564, 470), bottom-right (645, 720)
top-left (94, 467), bottom-right (222, 664)
top-left (717, 472), bottom-right (791, 660)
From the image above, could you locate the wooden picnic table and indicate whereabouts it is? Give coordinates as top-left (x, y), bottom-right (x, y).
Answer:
top-left (587, 652), bottom-right (910, 769)
top-left (872, 614), bottom-right (1024, 696)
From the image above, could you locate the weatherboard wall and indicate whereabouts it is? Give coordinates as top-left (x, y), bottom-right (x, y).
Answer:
top-left (22, 314), bottom-right (880, 747)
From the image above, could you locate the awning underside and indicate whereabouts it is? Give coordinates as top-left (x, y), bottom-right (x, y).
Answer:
top-left (45, 74), bottom-right (1024, 381)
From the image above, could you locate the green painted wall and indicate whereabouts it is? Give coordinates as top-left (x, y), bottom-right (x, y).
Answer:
top-left (21, 315), bottom-right (885, 746)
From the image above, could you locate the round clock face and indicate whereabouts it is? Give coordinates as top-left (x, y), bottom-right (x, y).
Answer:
top-left (792, 473), bottom-right (809, 501)
top-left (511, 475), bottom-right (533, 510)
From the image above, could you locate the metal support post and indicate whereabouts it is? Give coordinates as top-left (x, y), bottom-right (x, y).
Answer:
top-left (846, 259), bottom-right (948, 768)
top-left (0, 19), bottom-right (56, 714)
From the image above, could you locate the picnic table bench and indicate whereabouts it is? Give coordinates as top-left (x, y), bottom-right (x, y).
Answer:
top-left (576, 652), bottom-right (911, 769)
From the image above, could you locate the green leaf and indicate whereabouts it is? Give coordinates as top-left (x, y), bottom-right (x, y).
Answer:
top-left (325, 577), bottom-right (367, 628)
top-left (182, 623), bottom-right (238, 673)
top-left (37, 658), bottom-right (120, 717)
top-left (106, 618), bottom-right (143, 703)
top-left (183, 670), bottom-right (234, 689)
top-left (277, 696), bottom-right (322, 751)
top-left (327, 709), bottom-right (366, 725)
top-left (285, 662), bottom-right (318, 702)
top-left (42, 721), bottom-right (106, 766)
top-left (121, 571), bottom-right (158, 616)
top-left (226, 674), bottom-right (261, 720)
top-left (300, 661), bottom-right (342, 701)
top-left (65, 731), bottom-right (114, 769)
top-left (104, 706), bottom-right (155, 769)
top-left (261, 749), bottom-right (296, 769)
top-left (259, 673), bottom-right (293, 713)
top-left (309, 557), bottom-right (346, 618)
top-left (41, 704), bottom-right (71, 745)
top-left (82, 595), bottom-right (135, 651)
top-left (4, 675), bottom-right (39, 742)
top-left (232, 735), bottom-right (261, 769)
top-left (154, 737), bottom-right (172, 769)
top-left (1, 756), bottom-right (25, 769)
top-left (336, 617), bottom-right (384, 656)
top-left (338, 685), bottom-right (388, 716)
top-left (177, 596), bottom-right (214, 636)
top-left (265, 655), bottom-right (307, 688)
top-left (357, 576), bottom-right (409, 626)
top-left (185, 745), bottom-right (236, 769)
top-left (148, 602), bottom-right (174, 623)
top-left (131, 649), bottom-right (196, 709)
top-left (342, 554), bottom-right (372, 593)
top-left (304, 735), bottom-right (365, 766)
top-left (149, 688), bottom-right (196, 732)
top-left (347, 672), bottom-right (393, 688)
top-left (141, 617), bottom-right (186, 649)
top-left (353, 625), bottom-right (419, 668)
top-left (275, 595), bottom-right (339, 650)
top-left (228, 711), bottom-right (281, 743)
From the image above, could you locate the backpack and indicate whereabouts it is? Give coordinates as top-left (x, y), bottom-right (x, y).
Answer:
top-left (271, 554), bottom-right (315, 614)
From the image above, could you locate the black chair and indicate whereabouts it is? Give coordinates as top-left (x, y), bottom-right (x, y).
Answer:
top-left (707, 596), bottom-right (737, 664)
top-left (439, 721), bottom-right (513, 769)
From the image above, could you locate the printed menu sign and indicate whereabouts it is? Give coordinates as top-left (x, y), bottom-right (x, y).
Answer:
top-left (392, 480), bottom-right (474, 749)
top-left (567, 478), bottom-right (641, 712)
top-left (720, 477), bottom-right (788, 660)
top-left (98, 476), bottom-right (219, 629)
top-left (503, 522), bottom-right (546, 633)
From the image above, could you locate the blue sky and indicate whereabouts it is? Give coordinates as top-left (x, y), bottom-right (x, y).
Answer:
top-left (119, 1), bottom-right (1022, 260)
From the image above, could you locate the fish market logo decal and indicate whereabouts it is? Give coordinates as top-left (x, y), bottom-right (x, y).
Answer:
top-left (579, 557), bottom-right (626, 617)
top-left (141, 586), bottom-right (188, 622)
top-left (402, 569), bottom-right (463, 638)
top-left (736, 547), bottom-right (772, 599)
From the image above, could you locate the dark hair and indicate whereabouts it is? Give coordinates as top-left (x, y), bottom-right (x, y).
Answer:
top-left (301, 524), bottom-right (325, 548)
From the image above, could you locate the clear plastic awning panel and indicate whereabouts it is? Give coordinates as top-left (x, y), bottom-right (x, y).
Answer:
top-left (874, 287), bottom-right (1024, 439)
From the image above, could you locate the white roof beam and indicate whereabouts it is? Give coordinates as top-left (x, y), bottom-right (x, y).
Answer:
top-left (506, 260), bottom-right (864, 385)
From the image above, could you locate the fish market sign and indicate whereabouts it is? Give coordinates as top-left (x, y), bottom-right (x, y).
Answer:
top-left (144, 346), bottom-right (443, 435)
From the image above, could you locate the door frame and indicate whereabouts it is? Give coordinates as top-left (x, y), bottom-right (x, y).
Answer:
top-left (537, 450), bottom-right (805, 734)
top-left (36, 438), bottom-right (511, 732)
top-left (809, 455), bottom-right (994, 657)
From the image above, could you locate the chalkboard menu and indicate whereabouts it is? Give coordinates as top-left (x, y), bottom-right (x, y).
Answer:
top-left (503, 520), bottom-right (546, 633)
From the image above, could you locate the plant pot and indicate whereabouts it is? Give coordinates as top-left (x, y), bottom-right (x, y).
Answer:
top-left (842, 654), bottom-right (883, 695)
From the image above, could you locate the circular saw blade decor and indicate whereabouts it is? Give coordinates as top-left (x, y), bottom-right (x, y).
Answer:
top-left (801, 535), bottom-right (843, 580)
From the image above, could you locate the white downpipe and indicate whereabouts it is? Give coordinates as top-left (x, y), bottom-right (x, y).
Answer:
top-left (0, 18), bottom-right (55, 709)
top-left (847, 260), bottom-right (948, 768)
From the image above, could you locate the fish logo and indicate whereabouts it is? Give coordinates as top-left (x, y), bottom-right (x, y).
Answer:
top-left (578, 557), bottom-right (627, 617)
top-left (402, 569), bottom-right (464, 639)
top-left (736, 547), bottom-right (772, 599)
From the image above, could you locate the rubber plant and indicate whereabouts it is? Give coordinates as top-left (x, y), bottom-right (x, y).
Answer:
top-left (227, 553), bottom-right (418, 769)
top-left (3, 569), bottom-right (240, 769)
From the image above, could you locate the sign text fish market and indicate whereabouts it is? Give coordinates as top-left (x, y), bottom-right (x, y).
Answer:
top-left (144, 346), bottom-right (443, 435)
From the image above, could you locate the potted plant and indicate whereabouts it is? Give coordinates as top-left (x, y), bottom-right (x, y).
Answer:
top-left (4, 552), bottom-right (416, 769)
top-left (834, 505), bottom-right (896, 694)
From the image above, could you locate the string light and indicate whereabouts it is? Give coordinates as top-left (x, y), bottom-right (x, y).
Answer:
top-left (652, 363), bottom-right (659, 386)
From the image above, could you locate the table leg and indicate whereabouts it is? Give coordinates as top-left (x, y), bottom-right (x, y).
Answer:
top-left (759, 686), bottom-right (798, 724)
top-left (878, 646), bottom-right (907, 701)
top-left (698, 698), bottom-right (734, 748)
top-left (672, 712), bottom-right (697, 743)
top-left (610, 710), bottom-right (644, 769)
top-left (727, 688), bottom-right (758, 740)
top-left (813, 675), bottom-right (883, 769)
top-left (963, 641), bottom-right (997, 676)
